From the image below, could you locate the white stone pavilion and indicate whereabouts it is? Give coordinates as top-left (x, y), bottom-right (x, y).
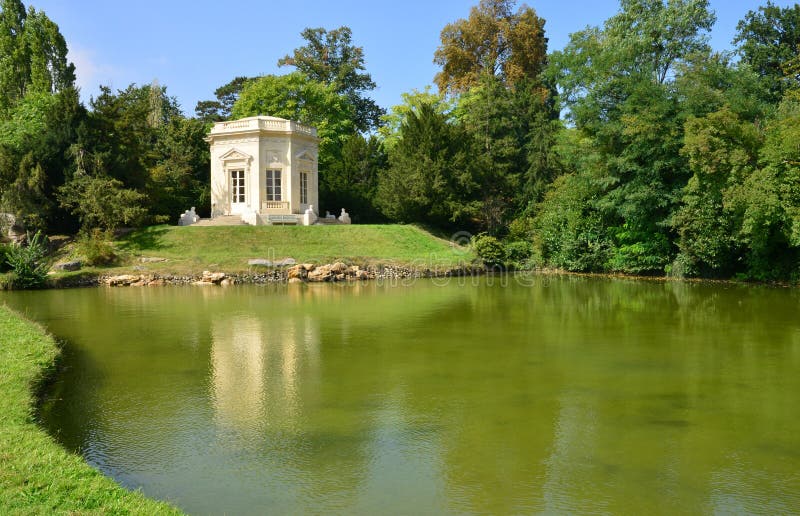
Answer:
top-left (205, 116), bottom-right (321, 225)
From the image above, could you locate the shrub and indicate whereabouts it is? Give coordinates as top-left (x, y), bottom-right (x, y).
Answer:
top-left (505, 240), bottom-right (534, 268)
top-left (507, 217), bottom-right (535, 242)
top-left (76, 229), bottom-right (117, 266)
top-left (472, 233), bottom-right (506, 267)
top-left (0, 243), bottom-right (12, 273)
top-left (5, 231), bottom-right (49, 289)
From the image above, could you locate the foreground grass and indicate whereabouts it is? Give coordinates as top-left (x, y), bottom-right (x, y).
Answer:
top-left (110, 224), bottom-right (473, 274)
top-left (0, 305), bottom-right (182, 514)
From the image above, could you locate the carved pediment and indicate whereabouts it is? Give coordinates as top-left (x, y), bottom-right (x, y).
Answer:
top-left (219, 147), bottom-right (253, 162)
top-left (295, 149), bottom-right (316, 162)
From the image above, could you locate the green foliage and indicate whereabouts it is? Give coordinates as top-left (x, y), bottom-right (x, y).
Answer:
top-left (4, 230), bottom-right (48, 289)
top-left (378, 103), bottom-right (480, 228)
top-left (0, 150), bottom-right (51, 232)
top-left (82, 83), bottom-right (182, 190)
top-left (453, 74), bottom-right (560, 231)
top-left (507, 216), bottom-right (534, 241)
top-left (538, 0), bottom-right (718, 274)
top-left (194, 76), bottom-right (251, 123)
top-left (471, 233), bottom-right (506, 267)
top-left (278, 26), bottom-right (383, 131)
top-left (58, 174), bottom-right (147, 231)
top-left (147, 117), bottom-right (211, 220)
top-left (727, 99), bottom-right (800, 280)
top-left (433, 0), bottom-right (548, 93)
top-left (378, 87), bottom-right (454, 150)
top-left (323, 133), bottom-right (387, 222)
top-left (0, 91), bottom-right (59, 149)
top-left (672, 107), bottom-right (761, 276)
top-left (0, 242), bottom-right (11, 272)
top-left (504, 240), bottom-right (533, 268)
top-left (75, 228), bottom-right (117, 266)
top-left (532, 173), bottom-right (610, 271)
top-left (734, 1), bottom-right (800, 101)
top-left (0, 87), bottom-right (83, 233)
top-left (0, 0), bottom-right (75, 115)
top-left (232, 71), bottom-right (355, 168)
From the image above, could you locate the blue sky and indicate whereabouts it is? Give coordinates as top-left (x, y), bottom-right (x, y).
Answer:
top-left (28, 0), bottom-right (798, 115)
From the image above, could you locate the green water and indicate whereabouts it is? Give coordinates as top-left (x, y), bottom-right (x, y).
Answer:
top-left (3, 276), bottom-right (800, 514)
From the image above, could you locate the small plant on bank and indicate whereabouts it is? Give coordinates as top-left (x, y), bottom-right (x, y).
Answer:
top-left (0, 242), bottom-right (12, 273)
top-left (471, 233), bottom-right (507, 268)
top-left (4, 231), bottom-right (50, 289)
top-left (505, 240), bottom-right (534, 269)
top-left (76, 228), bottom-right (117, 266)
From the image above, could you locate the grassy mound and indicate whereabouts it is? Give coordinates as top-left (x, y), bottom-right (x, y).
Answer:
top-left (115, 224), bottom-right (472, 273)
top-left (0, 305), bottom-right (181, 514)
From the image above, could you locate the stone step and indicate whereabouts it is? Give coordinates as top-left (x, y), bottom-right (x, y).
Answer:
top-left (193, 216), bottom-right (247, 226)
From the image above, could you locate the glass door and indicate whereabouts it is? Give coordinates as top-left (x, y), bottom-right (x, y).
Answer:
top-left (230, 169), bottom-right (246, 213)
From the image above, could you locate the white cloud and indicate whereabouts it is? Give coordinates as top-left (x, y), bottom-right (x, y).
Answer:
top-left (67, 43), bottom-right (119, 99)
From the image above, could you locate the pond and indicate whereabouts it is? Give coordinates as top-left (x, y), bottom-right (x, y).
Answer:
top-left (3, 276), bottom-right (800, 514)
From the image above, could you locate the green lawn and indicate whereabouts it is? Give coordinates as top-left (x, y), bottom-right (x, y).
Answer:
top-left (0, 305), bottom-right (182, 514)
top-left (113, 223), bottom-right (473, 273)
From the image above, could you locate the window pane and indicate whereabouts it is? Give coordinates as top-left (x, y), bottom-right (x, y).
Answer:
top-left (232, 170), bottom-right (245, 203)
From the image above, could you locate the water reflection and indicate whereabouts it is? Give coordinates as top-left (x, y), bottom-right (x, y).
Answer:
top-left (2, 277), bottom-right (799, 514)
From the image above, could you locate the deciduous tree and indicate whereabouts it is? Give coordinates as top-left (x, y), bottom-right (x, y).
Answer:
top-left (0, 0), bottom-right (74, 114)
top-left (279, 26), bottom-right (383, 131)
top-left (734, 1), bottom-right (800, 100)
top-left (433, 0), bottom-right (547, 94)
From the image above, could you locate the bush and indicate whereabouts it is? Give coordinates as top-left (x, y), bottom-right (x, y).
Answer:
top-left (0, 243), bottom-right (12, 273)
top-left (5, 231), bottom-right (49, 289)
top-left (472, 233), bottom-right (506, 267)
top-left (75, 229), bottom-right (117, 266)
top-left (507, 217), bottom-right (535, 242)
top-left (505, 240), bottom-right (534, 268)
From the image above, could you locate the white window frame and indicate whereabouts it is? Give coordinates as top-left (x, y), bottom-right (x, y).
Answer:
top-left (231, 169), bottom-right (245, 204)
top-left (266, 169), bottom-right (282, 201)
top-left (300, 172), bottom-right (309, 205)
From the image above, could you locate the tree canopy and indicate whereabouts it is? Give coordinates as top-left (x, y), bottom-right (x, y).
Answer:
top-left (279, 26), bottom-right (384, 131)
top-left (433, 0), bottom-right (548, 94)
top-left (0, 0), bottom-right (74, 115)
top-left (735, 1), bottom-right (800, 100)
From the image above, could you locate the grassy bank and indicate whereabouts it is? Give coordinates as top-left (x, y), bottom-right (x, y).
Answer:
top-left (49, 224), bottom-right (473, 279)
top-left (0, 305), bottom-right (181, 514)
top-left (121, 224), bottom-right (469, 267)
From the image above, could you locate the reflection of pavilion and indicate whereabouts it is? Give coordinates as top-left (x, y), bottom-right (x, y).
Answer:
top-left (210, 312), bottom-right (320, 431)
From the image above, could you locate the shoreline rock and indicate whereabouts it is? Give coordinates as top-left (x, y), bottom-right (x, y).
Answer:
top-left (66, 262), bottom-right (485, 289)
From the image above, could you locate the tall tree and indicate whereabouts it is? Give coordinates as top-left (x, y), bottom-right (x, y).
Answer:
top-left (454, 74), bottom-right (526, 232)
top-left (545, 0), bottom-right (716, 273)
top-left (0, 0), bottom-right (29, 113)
top-left (0, 87), bottom-right (83, 232)
top-left (734, 1), bottom-right (800, 100)
top-left (0, 1), bottom-right (74, 114)
top-left (231, 72), bottom-right (355, 161)
top-left (323, 134), bottom-right (387, 223)
top-left (378, 87), bottom-right (454, 150)
top-left (23, 7), bottom-right (74, 94)
top-left (82, 84), bottom-right (181, 190)
top-left (194, 76), bottom-right (251, 123)
top-left (279, 26), bottom-right (383, 131)
top-left (672, 107), bottom-right (762, 277)
top-left (433, 0), bottom-right (548, 94)
top-left (378, 103), bottom-right (480, 228)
